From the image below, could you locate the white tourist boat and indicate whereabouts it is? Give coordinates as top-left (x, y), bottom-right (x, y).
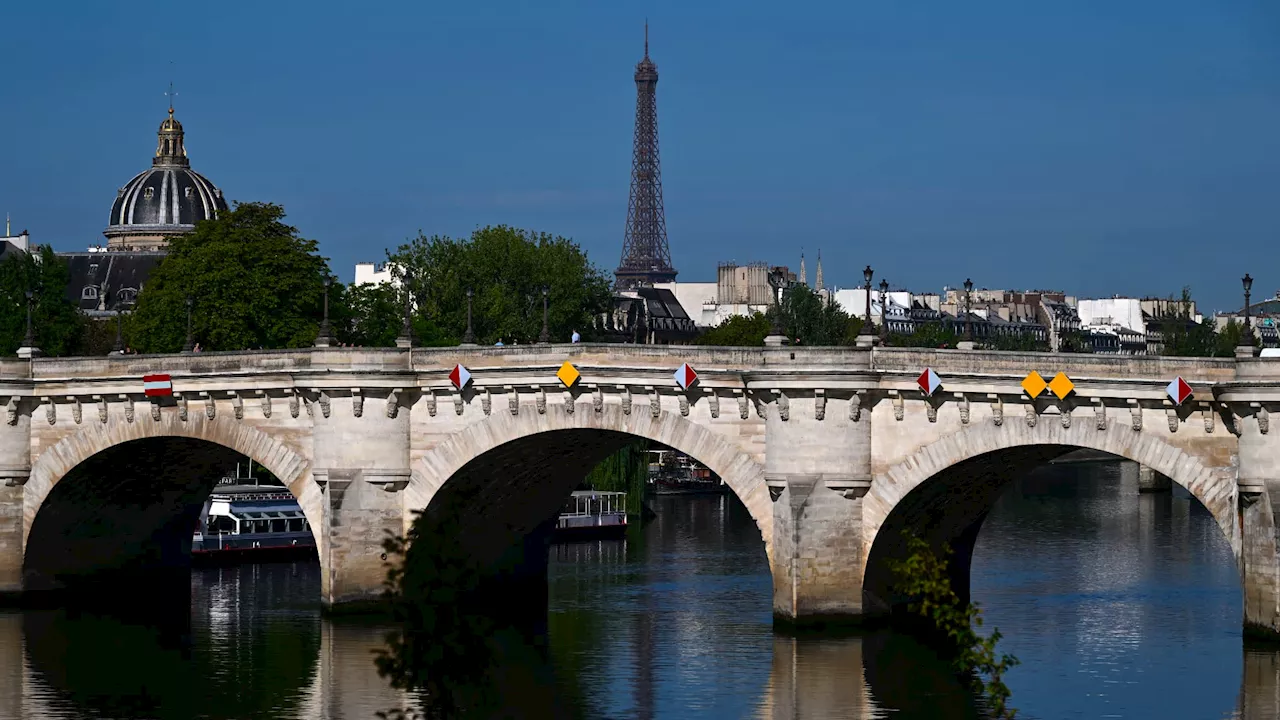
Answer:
top-left (192, 465), bottom-right (316, 563)
top-left (554, 491), bottom-right (628, 541)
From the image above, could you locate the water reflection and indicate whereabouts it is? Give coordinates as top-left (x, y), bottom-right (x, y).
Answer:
top-left (1, 463), bottom-right (1279, 719)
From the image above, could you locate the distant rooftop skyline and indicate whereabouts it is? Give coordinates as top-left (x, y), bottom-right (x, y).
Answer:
top-left (0, 1), bottom-right (1276, 313)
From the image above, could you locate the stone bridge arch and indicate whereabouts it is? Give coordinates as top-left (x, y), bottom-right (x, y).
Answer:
top-left (862, 419), bottom-right (1240, 614)
top-left (21, 414), bottom-right (319, 585)
top-left (409, 404), bottom-right (773, 564)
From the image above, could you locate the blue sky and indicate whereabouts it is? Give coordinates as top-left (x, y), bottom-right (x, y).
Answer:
top-left (1, 1), bottom-right (1276, 312)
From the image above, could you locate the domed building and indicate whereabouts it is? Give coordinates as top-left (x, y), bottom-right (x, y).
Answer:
top-left (103, 106), bottom-right (228, 251)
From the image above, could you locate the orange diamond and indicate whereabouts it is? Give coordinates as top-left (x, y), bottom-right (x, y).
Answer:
top-left (1048, 372), bottom-right (1075, 400)
top-left (556, 361), bottom-right (580, 388)
top-left (1021, 371), bottom-right (1047, 399)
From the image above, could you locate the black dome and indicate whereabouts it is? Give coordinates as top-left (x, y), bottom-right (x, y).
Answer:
top-left (107, 167), bottom-right (227, 229)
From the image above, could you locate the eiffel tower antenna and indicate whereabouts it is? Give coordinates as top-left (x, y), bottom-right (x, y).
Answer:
top-left (615, 22), bottom-right (676, 290)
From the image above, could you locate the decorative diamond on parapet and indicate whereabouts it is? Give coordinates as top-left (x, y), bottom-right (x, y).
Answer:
top-left (673, 363), bottom-right (698, 390)
top-left (448, 364), bottom-right (471, 390)
top-left (917, 368), bottom-right (941, 396)
top-left (557, 361), bottom-right (580, 388)
top-left (1021, 371), bottom-right (1047, 399)
top-left (1167, 376), bottom-right (1193, 406)
top-left (1048, 372), bottom-right (1075, 401)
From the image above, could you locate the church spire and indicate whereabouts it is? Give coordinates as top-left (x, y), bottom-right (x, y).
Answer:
top-left (815, 249), bottom-right (824, 291)
top-left (799, 251), bottom-right (807, 287)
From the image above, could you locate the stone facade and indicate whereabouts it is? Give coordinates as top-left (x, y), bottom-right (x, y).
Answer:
top-left (1, 345), bottom-right (1279, 637)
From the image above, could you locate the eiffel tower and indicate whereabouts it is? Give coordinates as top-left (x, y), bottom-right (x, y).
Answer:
top-left (614, 23), bottom-right (677, 291)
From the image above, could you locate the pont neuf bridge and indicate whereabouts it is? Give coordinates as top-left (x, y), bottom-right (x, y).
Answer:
top-left (2, 345), bottom-right (1279, 637)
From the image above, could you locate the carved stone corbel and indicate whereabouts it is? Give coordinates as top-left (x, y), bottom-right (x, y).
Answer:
top-left (260, 392), bottom-right (272, 419)
top-left (754, 394), bottom-right (768, 419)
top-left (776, 392), bottom-right (789, 421)
top-left (352, 390), bottom-right (364, 418)
top-left (506, 387), bottom-right (518, 416)
top-left (453, 393), bottom-right (464, 416)
top-left (990, 396), bottom-right (1003, 427)
top-left (892, 394), bottom-right (904, 422)
top-left (593, 387), bottom-right (603, 414)
top-left (318, 392), bottom-right (331, 419)
top-left (121, 395), bottom-right (134, 423)
top-left (43, 398), bottom-right (55, 426)
top-left (480, 389), bottom-right (491, 416)
top-left (425, 392), bottom-right (437, 417)
top-left (69, 397), bottom-right (81, 425)
top-left (678, 394), bottom-right (689, 417)
top-left (232, 393), bottom-right (245, 420)
top-left (849, 392), bottom-right (862, 422)
top-left (97, 396), bottom-right (108, 424)
top-left (205, 395), bottom-right (217, 420)
top-left (150, 401), bottom-right (161, 422)
top-left (620, 386), bottom-right (632, 416)
top-left (178, 394), bottom-right (189, 421)
top-left (1060, 406), bottom-right (1071, 429)
top-left (305, 396), bottom-right (314, 418)
top-left (925, 401), bottom-right (937, 424)
top-left (738, 392), bottom-right (749, 420)
top-left (286, 392), bottom-right (298, 419)
top-left (1025, 402), bottom-right (1037, 428)
top-left (709, 392), bottom-right (720, 419)
top-left (1201, 403), bottom-right (1213, 434)
top-left (386, 389), bottom-right (401, 419)
top-left (957, 394), bottom-right (970, 425)
top-left (5, 397), bottom-right (18, 426)
top-left (814, 390), bottom-right (826, 421)
top-left (1167, 407), bottom-right (1178, 433)
top-left (650, 389), bottom-right (661, 418)
top-left (1129, 401), bottom-right (1141, 431)
top-left (1259, 406), bottom-right (1269, 435)
top-left (564, 391), bottom-right (575, 415)
top-left (1094, 400), bottom-right (1106, 430)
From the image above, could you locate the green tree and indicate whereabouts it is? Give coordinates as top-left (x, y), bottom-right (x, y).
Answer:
top-left (127, 202), bottom-right (331, 353)
top-left (770, 285), bottom-right (859, 345)
top-left (339, 281), bottom-right (408, 347)
top-left (888, 322), bottom-right (960, 349)
top-left (583, 439), bottom-right (651, 516)
top-left (986, 332), bottom-right (1047, 352)
top-left (889, 532), bottom-right (1019, 718)
top-left (388, 226), bottom-right (612, 345)
top-left (0, 246), bottom-right (83, 356)
top-left (696, 312), bottom-right (772, 346)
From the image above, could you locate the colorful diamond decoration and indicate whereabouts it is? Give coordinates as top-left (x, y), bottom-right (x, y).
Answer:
top-left (673, 363), bottom-right (698, 390)
top-left (448, 363), bottom-right (471, 390)
top-left (1048, 372), bottom-right (1075, 400)
top-left (1167, 376), bottom-right (1193, 406)
top-left (917, 368), bottom-right (942, 396)
top-left (1021, 371), bottom-right (1047, 399)
top-left (556, 361), bottom-right (581, 388)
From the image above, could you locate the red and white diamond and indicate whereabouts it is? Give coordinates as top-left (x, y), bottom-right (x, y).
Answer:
top-left (673, 363), bottom-right (698, 390)
top-left (449, 364), bottom-right (472, 390)
top-left (1166, 376), bottom-right (1192, 406)
top-left (917, 368), bottom-right (942, 396)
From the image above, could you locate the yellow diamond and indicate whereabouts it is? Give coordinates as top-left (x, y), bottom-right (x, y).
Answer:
top-left (1048, 372), bottom-right (1075, 400)
top-left (1021, 371), bottom-right (1047, 399)
top-left (557, 361), bottom-right (580, 388)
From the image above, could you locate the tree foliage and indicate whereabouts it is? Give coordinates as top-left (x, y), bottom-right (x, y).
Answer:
top-left (887, 322), bottom-right (960, 349)
top-left (770, 285), bottom-right (862, 345)
top-left (888, 532), bottom-right (1019, 718)
top-left (388, 226), bottom-right (612, 346)
top-left (127, 202), bottom-right (331, 352)
top-left (1161, 287), bottom-right (1247, 358)
top-left (696, 312), bottom-right (772, 346)
top-left (0, 246), bottom-right (83, 356)
top-left (583, 439), bottom-right (651, 516)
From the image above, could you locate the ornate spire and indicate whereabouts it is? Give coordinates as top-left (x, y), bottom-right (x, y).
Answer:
top-left (799, 251), bottom-right (807, 287)
top-left (815, 250), bottom-right (823, 291)
top-left (615, 23), bottom-right (676, 290)
top-left (154, 83), bottom-right (189, 167)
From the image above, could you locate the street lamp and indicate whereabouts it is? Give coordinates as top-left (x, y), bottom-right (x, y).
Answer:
top-left (182, 294), bottom-right (195, 353)
top-left (538, 286), bottom-right (551, 344)
top-left (879, 278), bottom-right (889, 343)
top-left (112, 308), bottom-right (125, 355)
top-left (397, 270), bottom-right (414, 348)
top-left (859, 265), bottom-right (874, 336)
top-left (22, 289), bottom-right (35, 349)
top-left (964, 278), bottom-right (974, 343)
top-left (316, 276), bottom-right (333, 347)
top-left (1243, 273), bottom-right (1255, 346)
top-left (462, 288), bottom-right (476, 345)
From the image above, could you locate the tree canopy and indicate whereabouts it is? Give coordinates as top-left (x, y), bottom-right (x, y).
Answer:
top-left (387, 225), bottom-right (612, 346)
top-left (696, 286), bottom-right (861, 346)
top-left (127, 203), bottom-right (331, 352)
top-left (0, 246), bottom-right (83, 356)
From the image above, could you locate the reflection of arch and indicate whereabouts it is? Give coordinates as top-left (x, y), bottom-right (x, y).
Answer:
top-left (863, 421), bottom-right (1238, 611)
top-left (410, 405), bottom-right (772, 558)
top-left (23, 414), bottom-right (316, 549)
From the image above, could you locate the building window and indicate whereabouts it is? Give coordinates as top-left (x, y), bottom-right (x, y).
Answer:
top-left (185, 187), bottom-right (194, 198)
top-left (81, 286), bottom-right (98, 300)
top-left (143, 187), bottom-right (154, 199)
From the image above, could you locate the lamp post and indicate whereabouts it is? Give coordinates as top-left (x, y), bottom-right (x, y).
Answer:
top-left (182, 294), bottom-right (194, 353)
top-left (963, 277), bottom-right (974, 343)
top-left (1243, 273), bottom-right (1255, 347)
top-left (538, 286), bottom-right (551, 344)
top-left (315, 276), bottom-right (333, 347)
top-left (112, 309), bottom-right (125, 355)
top-left (859, 266), bottom-right (874, 335)
top-left (462, 288), bottom-right (476, 346)
top-left (879, 278), bottom-right (889, 343)
top-left (396, 271), bottom-right (414, 348)
top-left (23, 289), bottom-right (35, 349)
top-left (764, 268), bottom-right (787, 346)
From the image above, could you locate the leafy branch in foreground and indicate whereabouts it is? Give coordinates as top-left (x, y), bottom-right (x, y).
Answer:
top-left (888, 532), bottom-right (1020, 718)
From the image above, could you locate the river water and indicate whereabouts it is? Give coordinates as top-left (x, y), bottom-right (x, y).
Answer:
top-left (1, 459), bottom-right (1277, 719)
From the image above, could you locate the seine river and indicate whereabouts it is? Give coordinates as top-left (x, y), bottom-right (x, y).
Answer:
top-left (2, 460), bottom-right (1277, 719)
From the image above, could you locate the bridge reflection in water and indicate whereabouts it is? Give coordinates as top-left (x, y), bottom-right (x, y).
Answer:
top-left (1, 471), bottom-right (1280, 719)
